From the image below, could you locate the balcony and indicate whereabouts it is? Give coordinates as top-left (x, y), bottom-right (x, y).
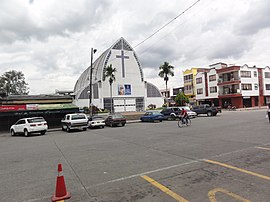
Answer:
top-left (217, 77), bottom-right (240, 86)
top-left (218, 90), bottom-right (242, 98)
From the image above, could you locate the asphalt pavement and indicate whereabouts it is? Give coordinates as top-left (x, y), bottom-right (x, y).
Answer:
top-left (0, 109), bottom-right (269, 202)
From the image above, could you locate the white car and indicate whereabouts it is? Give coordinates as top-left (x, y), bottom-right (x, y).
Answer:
top-left (88, 116), bottom-right (105, 129)
top-left (10, 117), bottom-right (48, 137)
top-left (179, 107), bottom-right (197, 118)
top-left (61, 113), bottom-right (88, 132)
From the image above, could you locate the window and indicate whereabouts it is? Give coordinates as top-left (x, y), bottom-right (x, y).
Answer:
top-left (16, 120), bottom-right (25, 125)
top-left (265, 72), bottom-right (270, 78)
top-left (254, 84), bottom-right (258, 90)
top-left (197, 88), bottom-right (203, 94)
top-left (240, 71), bottom-right (251, 78)
top-left (210, 86), bottom-right (217, 93)
top-left (266, 84), bottom-right (270, 90)
top-left (254, 71), bottom-right (257, 77)
top-left (209, 75), bottom-right (216, 82)
top-left (184, 74), bottom-right (193, 82)
top-left (241, 84), bottom-right (252, 90)
top-left (71, 115), bottom-right (86, 120)
top-left (196, 77), bottom-right (202, 84)
top-left (184, 85), bottom-right (192, 91)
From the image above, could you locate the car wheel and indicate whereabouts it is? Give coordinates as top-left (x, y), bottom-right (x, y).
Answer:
top-left (122, 123), bottom-right (125, 127)
top-left (61, 125), bottom-right (65, 131)
top-left (11, 129), bottom-right (16, 136)
top-left (83, 128), bottom-right (87, 131)
top-left (170, 114), bottom-right (176, 120)
top-left (207, 111), bottom-right (212, 116)
top-left (66, 126), bottom-right (70, 132)
top-left (40, 131), bottom-right (46, 135)
top-left (24, 129), bottom-right (29, 137)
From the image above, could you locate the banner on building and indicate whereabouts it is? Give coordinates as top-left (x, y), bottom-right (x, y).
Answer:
top-left (118, 84), bottom-right (131, 95)
top-left (124, 84), bottom-right (131, 95)
top-left (0, 105), bottom-right (26, 111)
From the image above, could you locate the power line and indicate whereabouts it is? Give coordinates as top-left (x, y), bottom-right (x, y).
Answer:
top-left (133, 0), bottom-right (201, 49)
top-left (105, 0), bottom-right (202, 65)
top-left (137, 0), bottom-right (210, 56)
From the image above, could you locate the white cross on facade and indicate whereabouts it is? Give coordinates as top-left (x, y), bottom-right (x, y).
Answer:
top-left (116, 50), bottom-right (129, 78)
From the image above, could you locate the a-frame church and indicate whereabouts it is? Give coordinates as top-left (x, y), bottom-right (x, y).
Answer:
top-left (74, 37), bottom-right (164, 112)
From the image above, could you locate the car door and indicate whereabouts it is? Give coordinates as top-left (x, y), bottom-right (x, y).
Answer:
top-left (14, 120), bottom-right (26, 133)
top-left (146, 112), bottom-right (152, 121)
top-left (106, 116), bottom-right (112, 125)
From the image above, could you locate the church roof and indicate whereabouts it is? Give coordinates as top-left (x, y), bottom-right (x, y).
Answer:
top-left (74, 37), bottom-right (144, 97)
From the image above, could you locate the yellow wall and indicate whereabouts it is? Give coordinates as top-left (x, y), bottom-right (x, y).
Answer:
top-left (183, 68), bottom-right (198, 97)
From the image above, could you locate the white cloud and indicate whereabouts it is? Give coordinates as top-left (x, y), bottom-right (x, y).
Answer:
top-left (0, 0), bottom-right (269, 94)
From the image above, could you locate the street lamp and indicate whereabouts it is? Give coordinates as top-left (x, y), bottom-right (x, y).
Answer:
top-left (89, 48), bottom-right (97, 117)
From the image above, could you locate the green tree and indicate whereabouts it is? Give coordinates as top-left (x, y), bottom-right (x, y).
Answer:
top-left (104, 64), bottom-right (116, 113)
top-left (0, 70), bottom-right (29, 95)
top-left (175, 91), bottom-right (189, 106)
top-left (158, 62), bottom-right (174, 100)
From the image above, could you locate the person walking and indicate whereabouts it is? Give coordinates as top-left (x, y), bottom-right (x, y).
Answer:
top-left (267, 103), bottom-right (270, 123)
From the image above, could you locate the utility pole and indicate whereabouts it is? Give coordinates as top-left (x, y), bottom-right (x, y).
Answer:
top-left (89, 48), bottom-right (97, 117)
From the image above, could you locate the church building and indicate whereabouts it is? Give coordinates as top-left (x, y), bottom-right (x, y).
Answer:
top-left (74, 37), bottom-right (164, 112)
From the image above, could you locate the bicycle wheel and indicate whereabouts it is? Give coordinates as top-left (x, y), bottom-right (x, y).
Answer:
top-left (186, 118), bottom-right (191, 126)
top-left (178, 119), bottom-right (184, 128)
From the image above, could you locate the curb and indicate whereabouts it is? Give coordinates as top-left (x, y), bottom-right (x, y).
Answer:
top-left (47, 120), bottom-right (142, 132)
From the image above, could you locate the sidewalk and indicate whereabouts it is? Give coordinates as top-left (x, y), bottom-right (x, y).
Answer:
top-left (236, 106), bottom-right (267, 111)
top-left (47, 112), bottom-right (143, 133)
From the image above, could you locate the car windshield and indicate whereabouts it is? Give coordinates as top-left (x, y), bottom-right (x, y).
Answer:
top-left (28, 118), bottom-right (45, 123)
top-left (112, 114), bottom-right (124, 119)
top-left (92, 117), bottom-right (104, 120)
top-left (71, 115), bottom-right (86, 120)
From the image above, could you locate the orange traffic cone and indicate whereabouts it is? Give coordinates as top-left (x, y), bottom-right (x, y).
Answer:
top-left (52, 164), bottom-right (71, 202)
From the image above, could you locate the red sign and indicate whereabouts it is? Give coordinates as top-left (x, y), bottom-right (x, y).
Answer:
top-left (0, 105), bottom-right (26, 112)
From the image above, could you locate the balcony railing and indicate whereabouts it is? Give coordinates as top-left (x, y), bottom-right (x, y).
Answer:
top-left (219, 90), bottom-right (241, 96)
top-left (218, 77), bottom-right (240, 83)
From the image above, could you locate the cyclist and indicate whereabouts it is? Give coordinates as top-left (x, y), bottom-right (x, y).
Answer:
top-left (180, 108), bottom-right (188, 124)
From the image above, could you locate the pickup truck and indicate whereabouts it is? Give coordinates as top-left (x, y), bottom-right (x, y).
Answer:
top-left (61, 113), bottom-right (88, 132)
top-left (192, 104), bottom-right (218, 116)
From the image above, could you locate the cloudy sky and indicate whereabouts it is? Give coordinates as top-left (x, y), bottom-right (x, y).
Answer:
top-left (0, 0), bottom-right (270, 94)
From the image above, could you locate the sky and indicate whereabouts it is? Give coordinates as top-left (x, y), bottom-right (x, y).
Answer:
top-left (0, 0), bottom-right (270, 94)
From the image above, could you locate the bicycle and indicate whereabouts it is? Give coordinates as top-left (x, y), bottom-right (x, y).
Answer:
top-left (178, 116), bottom-right (191, 128)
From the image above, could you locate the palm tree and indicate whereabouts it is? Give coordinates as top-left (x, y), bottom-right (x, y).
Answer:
top-left (104, 64), bottom-right (117, 113)
top-left (158, 62), bottom-right (174, 102)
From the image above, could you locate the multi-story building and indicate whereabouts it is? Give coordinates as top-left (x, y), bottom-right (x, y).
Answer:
top-left (194, 62), bottom-right (270, 108)
top-left (160, 87), bottom-right (184, 106)
top-left (262, 66), bottom-right (270, 104)
top-left (183, 68), bottom-right (208, 102)
top-left (195, 67), bottom-right (220, 106)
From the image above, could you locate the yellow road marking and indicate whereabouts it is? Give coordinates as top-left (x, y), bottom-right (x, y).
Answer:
top-left (208, 188), bottom-right (251, 202)
top-left (204, 159), bottom-right (270, 181)
top-left (256, 146), bottom-right (270, 151)
top-left (141, 175), bottom-right (189, 202)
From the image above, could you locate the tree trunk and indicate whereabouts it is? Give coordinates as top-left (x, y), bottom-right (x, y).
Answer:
top-left (165, 80), bottom-right (168, 107)
top-left (110, 83), bottom-right (113, 113)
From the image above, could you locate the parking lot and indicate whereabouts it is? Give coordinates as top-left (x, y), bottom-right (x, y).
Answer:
top-left (0, 109), bottom-right (270, 202)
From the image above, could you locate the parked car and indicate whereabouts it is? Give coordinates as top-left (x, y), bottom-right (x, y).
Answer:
top-left (61, 113), bottom-right (88, 132)
top-left (179, 107), bottom-right (197, 118)
top-left (105, 114), bottom-right (126, 127)
top-left (10, 117), bottom-right (48, 137)
top-left (140, 111), bottom-right (164, 122)
top-left (88, 116), bottom-right (105, 129)
top-left (160, 107), bottom-right (181, 120)
top-left (192, 104), bottom-right (218, 116)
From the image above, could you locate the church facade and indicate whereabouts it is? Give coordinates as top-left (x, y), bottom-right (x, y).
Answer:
top-left (74, 37), bottom-right (164, 112)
